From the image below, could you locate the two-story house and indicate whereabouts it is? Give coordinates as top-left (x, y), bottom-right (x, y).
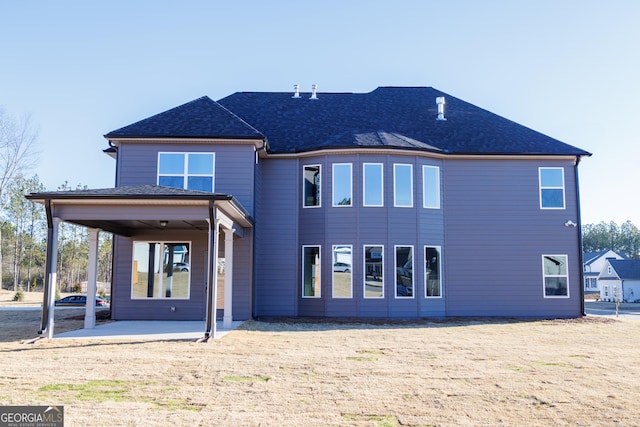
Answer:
top-left (29, 86), bottom-right (591, 339)
top-left (583, 250), bottom-right (626, 293)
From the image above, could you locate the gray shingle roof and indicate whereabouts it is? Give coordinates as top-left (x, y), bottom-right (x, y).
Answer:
top-left (218, 87), bottom-right (591, 156)
top-left (104, 96), bottom-right (264, 140)
top-left (609, 260), bottom-right (640, 280)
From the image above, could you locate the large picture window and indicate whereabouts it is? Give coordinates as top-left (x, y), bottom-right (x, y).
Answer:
top-left (363, 245), bottom-right (384, 298)
top-left (395, 245), bottom-right (414, 298)
top-left (542, 255), bottom-right (569, 297)
top-left (332, 163), bottom-right (352, 207)
top-left (302, 246), bottom-right (321, 297)
top-left (539, 167), bottom-right (565, 209)
top-left (424, 246), bottom-right (442, 297)
top-left (332, 245), bottom-right (352, 298)
top-left (158, 152), bottom-right (215, 192)
top-left (131, 242), bottom-right (190, 299)
top-left (303, 165), bottom-right (321, 207)
top-left (422, 165), bottom-right (440, 209)
top-left (394, 164), bottom-right (413, 207)
top-left (363, 163), bottom-right (383, 207)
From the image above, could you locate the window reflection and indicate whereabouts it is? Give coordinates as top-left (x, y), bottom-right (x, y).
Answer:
top-left (363, 163), bottom-right (383, 206)
top-left (395, 246), bottom-right (413, 297)
top-left (303, 165), bottom-right (321, 207)
top-left (303, 246), bottom-right (321, 297)
top-left (332, 164), bottom-right (352, 206)
top-left (394, 164), bottom-right (413, 207)
top-left (332, 245), bottom-right (352, 298)
top-left (364, 245), bottom-right (383, 298)
top-left (132, 242), bottom-right (190, 299)
top-left (425, 246), bottom-right (441, 297)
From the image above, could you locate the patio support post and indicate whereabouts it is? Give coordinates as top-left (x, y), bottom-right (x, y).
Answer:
top-left (223, 228), bottom-right (235, 329)
top-left (41, 217), bottom-right (61, 339)
top-left (203, 213), bottom-right (221, 341)
top-left (84, 228), bottom-right (100, 329)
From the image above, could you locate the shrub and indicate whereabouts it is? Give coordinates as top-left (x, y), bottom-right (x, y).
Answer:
top-left (13, 286), bottom-right (25, 302)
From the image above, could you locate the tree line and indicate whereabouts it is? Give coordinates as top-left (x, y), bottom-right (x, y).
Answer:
top-left (582, 220), bottom-right (640, 258)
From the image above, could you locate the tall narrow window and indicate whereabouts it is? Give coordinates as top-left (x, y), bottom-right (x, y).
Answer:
top-left (363, 163), bottom-right (383, 207)
top-left (303, 165), bottom-right (321, 207)
top-left (131, 242), bottom-right (191, 299)
top-left (395, 245), bottom-right (414, 298)
top-left (542, 255), bottom-right (569, 297)
top-left (332, 163), bottom-right (352, 207)
top-left (302, 246), bottom-right (321, 297)
top-left (394, 164), bottom-right (413, 207)
top-left (332, 245), bottom-right (352, 298)
top-left (363, 245), bottom-right (384, 298)
top-left (158, 152), bottom-right (215, 192)
top-left (422, 165), bottom-right (440, 209)
top-left (424, 246), bottom-right (442, 297)
top-left (539, 167), bottom-right (565, 209)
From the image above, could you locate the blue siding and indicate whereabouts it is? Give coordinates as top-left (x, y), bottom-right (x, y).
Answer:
top-left (443, 159), bottom-right (581, 317)
top-left (253, 158), bottom-right (299, 316)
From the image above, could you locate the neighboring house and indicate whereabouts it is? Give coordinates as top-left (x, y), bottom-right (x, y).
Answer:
top-left (583, 250), bottom-right (626, 293)
top-left (598, 259), bottom-right (640, 302)
top-left (28, 86), bottom-right (592, 338)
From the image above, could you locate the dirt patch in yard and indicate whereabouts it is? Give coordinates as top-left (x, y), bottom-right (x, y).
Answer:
top-left (0, 294), bottom-right (638, 426)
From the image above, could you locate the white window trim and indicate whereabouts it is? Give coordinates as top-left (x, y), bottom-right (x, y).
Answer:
top-left (422, 165), bottom-right (441, 209)
top-left (130, 240), bottom-right (192, 300)
top-left (332, 245), bottom-right (353, 298)
top-left (424, 245), bottom-right (443, 299)
top-left (363, 163), bottom-right (384, 207)
top-left (363, 244), bottom-right (384, 299)
top-left (302, 245), bottom-right (321, 298)
top-left (394, 245), bottom-right (415, 299)
top-left (539, 167), bottom-right (565, 210)
top-left (542, 254), bottom-right (570, 298)
top-left (332, 163), bottom-right (352, 207)
top-left (157, 152), bottom-right (215, 192)
top-left (393, 163), bottom-right (414, 208)
top-left (302, 164), bottom-right (322, 208)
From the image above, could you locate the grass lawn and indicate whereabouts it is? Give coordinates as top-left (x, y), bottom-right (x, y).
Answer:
top-left (1, 290), bottom-right (639, 426)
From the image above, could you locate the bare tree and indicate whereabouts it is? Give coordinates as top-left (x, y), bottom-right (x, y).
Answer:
top-left (0, 108), bottom-right (39, 289)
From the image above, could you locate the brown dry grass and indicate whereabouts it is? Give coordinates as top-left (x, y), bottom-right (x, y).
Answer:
top-left (1, 290), bottom-right (639, 426)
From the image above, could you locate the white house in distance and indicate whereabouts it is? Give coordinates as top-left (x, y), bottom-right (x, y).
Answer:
top-left (598, 259), bottom-right (640, 302)
top-left (583, 250), bottom-right (625, 293)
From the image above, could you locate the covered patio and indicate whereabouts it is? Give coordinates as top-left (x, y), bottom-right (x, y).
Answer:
top-left (26, 185), bottom-right (254, 342)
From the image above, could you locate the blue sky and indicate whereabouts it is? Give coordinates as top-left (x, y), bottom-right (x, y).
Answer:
top-left (1, 1), bottom-right (639, 226)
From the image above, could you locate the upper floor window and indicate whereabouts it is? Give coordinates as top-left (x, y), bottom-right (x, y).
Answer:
top-left (303, 165), bottom-right (321, 207)
top-left (332, 163), bottom-right (352, 207)
top-left (363, 163), bottom-right (383, 207)
top-left (158, 152), bottom-right (215, 192)
top-left (539, 167), bottom-right (565, 209)
top-left (542, 254), bottom-right (569, 297)
top-left (394, 164), bottom-right (413, 207)
top-left (423, 165), bottom-right (440, 209)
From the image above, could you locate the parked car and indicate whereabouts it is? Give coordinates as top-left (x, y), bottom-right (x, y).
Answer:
top-left (172, 262), bottom-right (190, 272)
top-left (333, 262), bottom-right (350, 272)
top-left (54, 295), bottom-right (109, 307)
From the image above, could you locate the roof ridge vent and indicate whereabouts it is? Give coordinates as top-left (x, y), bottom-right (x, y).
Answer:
top-left (436, 96), bottom-right (446, 121)
top-left (310, 84), bottom-right (318, 100)
top-left (292, 84), bottom-right (300, 98)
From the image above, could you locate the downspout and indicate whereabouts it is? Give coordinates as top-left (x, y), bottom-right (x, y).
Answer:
top-left (39, 200), bottom-right (54, 335)
top-left (575, 156), bottom-right (586, 316)
top-left (201, 200), bottom-right (219, 341)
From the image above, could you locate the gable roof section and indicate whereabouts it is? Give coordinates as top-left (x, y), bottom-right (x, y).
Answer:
top-left (105, 96), bottom-right (264, 140)
top-left (218, 87), bottom-right (591, 156)
top-left (608, 260), bottom-right (640, 280)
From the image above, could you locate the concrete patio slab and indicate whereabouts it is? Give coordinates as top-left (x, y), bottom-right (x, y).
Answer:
top-left (54, 320), bottom-right (244, 340)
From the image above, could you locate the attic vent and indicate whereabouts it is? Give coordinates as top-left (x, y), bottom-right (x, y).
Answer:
top-left (292, 84), bottom-right (300, 98)
top-left (436, 96), bottom-right (447, 121)
top-left (310, 84), bottom-right (318, 100)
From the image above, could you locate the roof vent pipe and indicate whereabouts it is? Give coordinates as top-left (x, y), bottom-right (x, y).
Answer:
top-left (292, 84), bottom-right (300, 98)
top-left (310, 84), bottom-right (318, 100)
top-left (436, 96), bottom-right (447, 121)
